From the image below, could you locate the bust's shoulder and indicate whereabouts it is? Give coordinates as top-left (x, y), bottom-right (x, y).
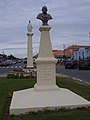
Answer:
top-left (47, 13), bottom-right (52, 19)
top-left (37, 13), bottom-right (42, 18)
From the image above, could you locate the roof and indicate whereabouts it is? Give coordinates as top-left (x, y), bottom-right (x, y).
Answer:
top-left (53, 50), bottom-right (64, 56)
top-left (65, 45), bottom-right (90, 50)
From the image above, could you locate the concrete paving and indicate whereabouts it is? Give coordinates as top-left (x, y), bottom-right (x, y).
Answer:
top-left (10, 87), bottom-right (90, 115)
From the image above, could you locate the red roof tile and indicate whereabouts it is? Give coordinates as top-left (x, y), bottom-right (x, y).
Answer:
top-left (65, 45), bottom-right (90, 50)
top-left (53, 50), bottom-right (64, 56)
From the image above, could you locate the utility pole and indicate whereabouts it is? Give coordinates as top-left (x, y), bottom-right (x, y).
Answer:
top-left (89, 32), bottom-right (90, 45)
top-left (63, 44), bottom-right (65, 59)
top-left (2, 51), bottom-right (4, 55)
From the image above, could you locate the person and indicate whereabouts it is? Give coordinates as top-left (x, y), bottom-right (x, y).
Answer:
top-left (27, 20), bottom-right (33, 32)
top-left (36, 6), bottom-right (52, 25)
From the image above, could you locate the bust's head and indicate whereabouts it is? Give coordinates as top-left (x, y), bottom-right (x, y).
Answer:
top-left (42, 6), bottom-right (47, 14)
top-left (37, 6), bottom-right (52, 25)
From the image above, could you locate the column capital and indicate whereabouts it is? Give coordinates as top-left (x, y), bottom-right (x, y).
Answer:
top-left (27, 32), bottom-right (33, 36)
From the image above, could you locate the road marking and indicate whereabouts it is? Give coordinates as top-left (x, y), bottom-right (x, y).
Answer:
top-left (6, 66), bottom-right (9, 68)
top-left (77, 78), bottom-right (82, 82)
top-left (19, 66), bottom-right (22, 68)
top-left (11, 66), bottom-right (14, 68)
top-left (73, 77), bottom-right (76, 80)
top-left (0, 65), bottom-right (24, 69)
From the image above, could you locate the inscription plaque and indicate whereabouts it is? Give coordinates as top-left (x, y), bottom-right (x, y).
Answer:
top-left (39, 64), bottom-right (54, 81)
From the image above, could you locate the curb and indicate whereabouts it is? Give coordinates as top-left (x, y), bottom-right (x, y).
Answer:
top-left (56, 73), bottom-right (70, 78)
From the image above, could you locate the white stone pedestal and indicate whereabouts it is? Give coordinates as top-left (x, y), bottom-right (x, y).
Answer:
top-left (27, 32), bottom-right (33, 68)
top-left (34, 26), bottom-right (59, 91)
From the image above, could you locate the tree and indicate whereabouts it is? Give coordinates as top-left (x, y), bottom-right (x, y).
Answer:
top-left (7, 54), bottom-right (16, 60)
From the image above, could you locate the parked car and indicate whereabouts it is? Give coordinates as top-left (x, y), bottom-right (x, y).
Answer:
top-left (79, 59), bottom-right (90, 70)
top-left (0, 60), bottom-right (15, 66)
top-left (0, 61), bottom-right (9, 66)
top-left (65, 60), bottom-right (78, 69)
top-left (23, 60), bottom-right (27, 64)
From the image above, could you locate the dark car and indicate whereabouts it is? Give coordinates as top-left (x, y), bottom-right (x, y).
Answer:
top-left (79, 59), bottom-right (90, 70)
top-left (0, 60), bottom-right (14, 66)
top-left (65, 60), bottom-right (78, 69)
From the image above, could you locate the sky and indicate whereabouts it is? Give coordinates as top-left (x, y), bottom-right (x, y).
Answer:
top-left (0, 0), bottom-right (90, 58)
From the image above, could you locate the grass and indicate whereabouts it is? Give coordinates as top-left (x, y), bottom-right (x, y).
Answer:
top-left (0, 76), bottom-right (90, 120)
top-left (56, 77), bottom-right (90, 101)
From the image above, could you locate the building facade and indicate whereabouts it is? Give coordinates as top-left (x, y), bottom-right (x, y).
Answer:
top-left (74, 48), bottom-right (90, 60)
top-left (53, 50), bottom-right (71, 60)
top-left (65, 45), bottom-right (90, 59)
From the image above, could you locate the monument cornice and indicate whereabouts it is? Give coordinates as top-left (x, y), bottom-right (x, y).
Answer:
top-left (36, 57), bottom-right (57, 64)
top-left (39, 25), bottom-right (51, 31)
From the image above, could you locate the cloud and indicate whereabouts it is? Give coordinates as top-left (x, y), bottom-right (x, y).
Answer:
top-left (0, 0), bottom-right (90, 57)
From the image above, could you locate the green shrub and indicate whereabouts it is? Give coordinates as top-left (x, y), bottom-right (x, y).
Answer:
top-left (19, 74), bottom-right (24, 78)
top-left (14, 73), bottom-right (19, 79)
top-left (7, 74), bottom-right (15, 78)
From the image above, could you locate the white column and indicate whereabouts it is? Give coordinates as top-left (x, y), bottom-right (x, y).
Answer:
top-left (34, 25), bottom-right (59, 91)
top-left (27, 32), bottom-right (33, 68)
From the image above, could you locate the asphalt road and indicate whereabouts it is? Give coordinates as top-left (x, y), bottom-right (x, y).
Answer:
top-left (0, 63), bottom-right (26, 75)
top-left (56, 65), bottom-right (90, 83)
top-left (0, 63), bottom-right (90, 83)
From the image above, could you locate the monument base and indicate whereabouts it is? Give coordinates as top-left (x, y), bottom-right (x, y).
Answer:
top-left (34, 83), bottom-right (59, 91)
top-left (26, 66), bottom-right (34, 69)
top-left (25, 66), bottom-right (36, 73)
top-left (10, 88), bottom-right (90, 115)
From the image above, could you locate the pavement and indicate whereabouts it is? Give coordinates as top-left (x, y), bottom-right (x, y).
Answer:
top-left (0, 73), bottom-right (69, 78)
top-left (0, 74), bottom-right (7, 77)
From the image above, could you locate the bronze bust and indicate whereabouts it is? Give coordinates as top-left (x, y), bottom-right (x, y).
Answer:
top-left (36, 6), bottom-right (52, 25)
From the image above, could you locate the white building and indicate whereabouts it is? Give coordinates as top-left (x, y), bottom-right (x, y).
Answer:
top-left (74, 48), bottom-right (90, 60)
